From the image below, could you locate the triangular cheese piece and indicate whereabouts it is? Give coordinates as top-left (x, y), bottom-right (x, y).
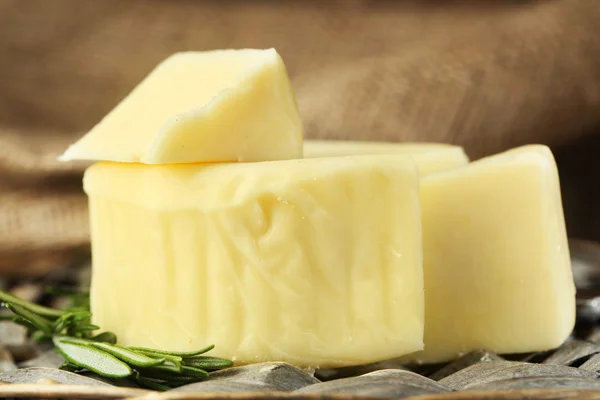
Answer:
top-left (60, 49), bottom-right (303, 164)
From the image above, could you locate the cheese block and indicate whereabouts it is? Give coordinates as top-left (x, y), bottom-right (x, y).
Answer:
top-left (304, 140), bottom-right (469, 176)
top-left (406, 145), bottom-right (574, 363)
top-left (60, 49), bottom-right (303, 164)
top-left (84, 155), bottom-right (424, 367)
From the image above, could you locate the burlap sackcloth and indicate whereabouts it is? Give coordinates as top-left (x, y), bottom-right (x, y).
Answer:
top-left (1, 0), bottom-right (600, 276)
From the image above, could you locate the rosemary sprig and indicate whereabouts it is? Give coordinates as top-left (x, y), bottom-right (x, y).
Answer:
top-left (0, 289), bottom-right (233, 390)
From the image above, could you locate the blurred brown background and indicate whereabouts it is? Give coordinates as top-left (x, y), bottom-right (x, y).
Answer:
top-left (1, 0), bottom-right (600, 276)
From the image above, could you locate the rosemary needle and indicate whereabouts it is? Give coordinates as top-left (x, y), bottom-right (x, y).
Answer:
top-left (129, 344), bottom-right (215, 358)
top-left (53, 337), bottom-right (133, 378)
top-left (0, 288), bottom-right (233, 390)
top-left (88, 342), bottom-right (166, 367)
top-left (0, 290), bottom-right (63, 318)
top-left (185, 356), bottom-right (235, 371)
top-left (92, 331), bottom-right (117, 344)
top-left (6, 304), bottom-right (54, 335)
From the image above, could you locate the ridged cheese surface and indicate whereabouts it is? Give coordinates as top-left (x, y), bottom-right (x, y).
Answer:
top-left (84, 155), bottom-right (424, 367)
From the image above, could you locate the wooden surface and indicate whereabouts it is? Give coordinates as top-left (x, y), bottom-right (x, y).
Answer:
top-left (2, 385), bottom-right (600, 400)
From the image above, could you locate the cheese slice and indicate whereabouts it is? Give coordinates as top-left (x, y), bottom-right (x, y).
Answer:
top-left (304, 140), bottom-right (469, 176)
top-left (406, 145), bottom-right (574, 363)
top-left (84, 155), bottom-right (424, 367)
top-left (60, 49), bottom-right (303, 164)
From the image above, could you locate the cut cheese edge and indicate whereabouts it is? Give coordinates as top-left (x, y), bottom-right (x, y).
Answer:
top-left (304, 140), bottom-right (469, 176)
top-left (404, 144), bottom-right (574, 364)
top-left (61, 49), bottom-right (303, 164)
top-left (84, 155), bottom-right (424, 367)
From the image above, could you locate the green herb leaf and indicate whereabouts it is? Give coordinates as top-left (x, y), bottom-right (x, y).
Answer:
top-left (88, 342), bottom-right (166, 367)
top-left (134, 376), bottom-right (174, 391)
top-left (7, 304), bottom-right (54, 334)
top-left (180, 366), bottom-right (210, 378)
top-left (135, 369), bottom-right (204, 383)
top-left (184, 356), bottom-right (234, 371)
top-left (59, 362), bottom-right (81, 372)
top-left (53, 337), bottom-right (132, 378)
top-left (147, 359), bottom-right (184, 374)
top-left (11, 316), bottom-right (38, 332)
top-left (130, 349), bottom-right (183, 368)
top-left (70, 311), bottom-right (93, 322)
top-left (0, 289), bottom-right (64, 318)
top-left (1, 288), bottom-right (233, 388)
top-left (31, 330), bottom-right (51, 343)
top-left (71, 323), bottom-right (101, 333)
top-left (129, 344), bottom-right (215, 358)
top-left (91, 331), bottom-right (118, 344)
top-left (53, 316), bottom-right (69, 334)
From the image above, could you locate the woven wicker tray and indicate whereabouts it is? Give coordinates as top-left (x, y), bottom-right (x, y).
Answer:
top-left (1, 240), bottom-right (600, 400)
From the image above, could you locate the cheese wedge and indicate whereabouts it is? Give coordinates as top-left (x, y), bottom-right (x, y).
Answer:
top-left (60, 49), bottom-right (303, 164)
top-left (304, 140), bottom-right (469, 176)
top-left (406, 145), bottom-right (574, 363)
top-left (84, 155), bottom-right (424, 367)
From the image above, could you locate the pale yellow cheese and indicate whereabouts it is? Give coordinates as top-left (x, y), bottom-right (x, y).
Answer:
top-left (405, 145), bottom-right (575, 363)
top-left (84, 155), bottom-right (424, 367)
top-left (60, 49), bottom-right (303, 164)
top-left (304, 140), bottom-right (469, 176)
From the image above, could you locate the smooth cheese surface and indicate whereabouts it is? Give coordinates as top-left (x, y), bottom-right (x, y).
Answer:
top-left (60, 49), bottom-right (303, 164)
top-left (85, 155), bottom-right (424, 367)
top-left (406, 144), bottom-right (574, 363)
top-left (303, 140), bottom-right (469, 176)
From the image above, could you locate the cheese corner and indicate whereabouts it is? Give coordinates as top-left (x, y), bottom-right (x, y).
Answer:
top-left (60, 48), bottom-right (303, 164)
top-left (406, 144), bottom-right (575, 363)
